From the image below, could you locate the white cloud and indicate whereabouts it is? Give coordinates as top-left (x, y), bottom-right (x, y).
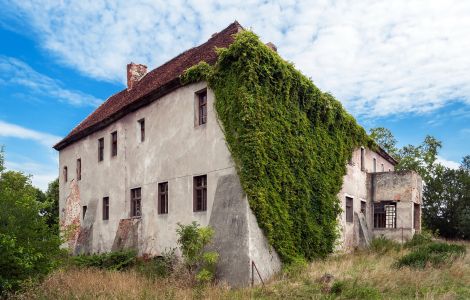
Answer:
top-left (436, 156), bottom-right (460, 170)
top-left (0, 56), bottom-right (102, 106)
top-left (2, 0), bottom-right (470, 118)
top-left (0, 120), bottom-right (59, 190)
top-left (0, 120), bottom-right (60, 147)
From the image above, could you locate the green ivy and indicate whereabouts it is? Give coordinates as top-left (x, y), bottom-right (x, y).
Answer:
top-left (182, 31), bottom-right (372, 263)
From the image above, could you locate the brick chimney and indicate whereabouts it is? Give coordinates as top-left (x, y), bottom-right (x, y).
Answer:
top-left (266, 42), bottom-right (277, 52)
top-left (127, 63), bottom-right (147, 90)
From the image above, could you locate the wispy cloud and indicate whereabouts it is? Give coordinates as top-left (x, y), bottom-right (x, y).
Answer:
top-left (4, 160), bottom-right (57, 191)
top-left (436, 156), bottom-right (460, 170)
top-left (0, 120), bottom-right (60, 147)
top-left (2, 0), bottom-right (470, 118)
top-left (0, 56), bottom-right (102, 106)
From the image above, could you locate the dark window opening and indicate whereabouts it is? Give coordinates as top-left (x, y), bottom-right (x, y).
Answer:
top-left (373, 158), bottom-right (377, 172)
top-left (198, 91), bottom-right (207, 125)
top-left (346, 196), bottom-right (353, 223)
top-left (193, 175), bottom-right (207, 211)
top-left (82, 205), bottom-right (87, 220)
top-left (361, 200), bottom-right (366, 215)
top-left (63, 166), bottom-right (68, 182)
top-left (360, 148), bottom-right (365, 171)
top-left (381, 164), bottom-right (384, 172)
top-left (111, 131), bottom-right (118, 157)
top-left (131, 188), bottom-right (141, 217)
top-left (414, 203), bottom-right (420, 230)
top-left (103, 197), bottom-right (109, 220)
top-left (138, 119), bottom-right (145, 142)
top-left (158, 182), bottom-right (168, 214)
top-left (98, 138), bottom-right (104, 161)
top-left (76, 158), bottom-right (81, 180)
top-left (374, 202), bottom-right (396, 228)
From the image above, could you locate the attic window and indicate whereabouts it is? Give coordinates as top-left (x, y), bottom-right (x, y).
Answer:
top-left (198, 90), bottom-right (207, 125)
top-left (111, 131), bottom-right (117, 157)
top-left (98, 138), bottom-right (104, 162)
top-left (360, 147), bottom-right (365, 171)
top-left (76, 158), bottom-right (81, 180)
top-left (63, 166), bottom-right (68, 182)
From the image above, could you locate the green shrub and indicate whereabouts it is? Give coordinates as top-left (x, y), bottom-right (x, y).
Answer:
top-left (395, 242), bottom-right (466, 269)
top-left (182, 30), bottom-right (372, 263)
top-left (370, 236), bottom-right (401, 254)
top-left (330, 279), bottom-right (381, 299)
top-left (0, 153), bottom-right (63, 294)
top-left (176, 222), bottom-right (218, 285)
top-left (404, 231), bottom-right (434, 248)
top-left (136, 248), bottom-right (177, 279)
top-left (72, 250), bottom-right (137, 271)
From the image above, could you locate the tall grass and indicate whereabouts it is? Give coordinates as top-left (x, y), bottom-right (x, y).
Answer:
top-left (13, 241), bottom-right (470, 299)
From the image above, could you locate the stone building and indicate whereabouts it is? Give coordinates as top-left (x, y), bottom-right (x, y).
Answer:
top-left (54, 22), bottom-right (422, 287)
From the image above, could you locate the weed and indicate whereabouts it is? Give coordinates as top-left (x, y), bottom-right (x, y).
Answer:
top-left (370, 236), bottom-right (401, 254)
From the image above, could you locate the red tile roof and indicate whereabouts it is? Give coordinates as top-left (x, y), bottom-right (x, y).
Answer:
top-left (54, 21), bottom-right (242, 150)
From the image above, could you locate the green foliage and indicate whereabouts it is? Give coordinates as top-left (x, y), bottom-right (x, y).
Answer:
top-left (0, 149), bottom-right (62, 293)
top-left (43, 178), bottom-right (59, 230)
top-left (176, 222), bottom-right (218, 284)
top-left (404, 231), bottom-right (434, 248)
top-left (423, 160), bottom-right (470, 239)
top-left (331, 279), bottom-right (381, 299)
top-left (72, 250), bottom-right (137, 271)
top-left (369, 127), bottom-right (398, 157)
top-left (395, 242), bottom-right (466, 269)
top-left (183, 31), bottom-right (370, 263)
top-left (369, 236), bottom-right (401, 254)
top-left (136, 249), bottom-right (177, 279)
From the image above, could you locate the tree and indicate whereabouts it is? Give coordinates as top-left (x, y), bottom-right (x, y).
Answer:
top-left (423, 158), bottom-right (470, 239)
top-left (369, 127), bottom-right (398, 157)
top-left (0, 148), bottom-right (62, 293)
top-left (43, 178), bottom-right (59, 229)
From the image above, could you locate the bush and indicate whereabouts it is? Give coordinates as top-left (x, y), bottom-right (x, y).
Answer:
top-left (370, 236), bottom-right (401, 254)
top-left (395, 242), bottom-right (466, 269)
top-left (176, 222), bottom-right (218, 285)
top-left (404, 231), bottom-right (434, 249)
top-left (0, 153), bottom-right (63, 294)
top-left (136, 248), bottom-right (177, 279)
top-left (72, 250), bottom-right (137, 271)
top-left (331, 279), bottom-right (381, 299)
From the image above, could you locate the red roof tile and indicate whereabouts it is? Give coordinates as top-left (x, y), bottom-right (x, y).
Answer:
top-left (54, 21), bottom-right (242, 150)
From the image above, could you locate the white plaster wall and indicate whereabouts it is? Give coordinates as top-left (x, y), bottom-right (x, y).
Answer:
top-left (337, 148), bottom-right (395, 250)
top-left (59, 82), bottom-right (235, 255)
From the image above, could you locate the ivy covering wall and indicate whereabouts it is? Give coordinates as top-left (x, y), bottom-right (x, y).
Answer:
top-left (182, 31), bottom-right (372, 263)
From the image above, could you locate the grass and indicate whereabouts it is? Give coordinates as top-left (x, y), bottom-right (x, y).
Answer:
top-left (12, 241), bottom-right (470, 299)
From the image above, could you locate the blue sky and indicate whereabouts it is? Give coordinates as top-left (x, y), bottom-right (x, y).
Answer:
top-left (0, 0), bottom-right (469, 190)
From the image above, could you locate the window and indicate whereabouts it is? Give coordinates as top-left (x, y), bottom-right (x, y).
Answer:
top-left (103, 197), bottom-right (109, 220)
top-left (63, 166), bottom-right (68, 182)
top-left (130, 188), bottom-right (141, 217)
top-left (361, 200), bottom-right (366, 215)
top-left (138, 119), bottom-right (145, 142)
top-left (198, 90), bottom-right (207, 125)
top-left (381, 163), bottom-right (384, 172)
top-left (374, 202), bottom-right (396, 228)
top-left (82, 205), bottom-right (87, 220)
top-left (193, 175), bottom-right (207, 211)
top-left (98, 138), bottom-right (104, 161)
top-left (346, 196), bottom-right (353, 223)
top-left (111, 131), bottom-right (117, 157)
top-left (360, 147), bottom-right (365, 171)
top-left (158, 182), bottom-right (168, 214)
top-left (76, 158), bottom-right (81, 180)
top-left (373, 158), bottom-right (377, 172)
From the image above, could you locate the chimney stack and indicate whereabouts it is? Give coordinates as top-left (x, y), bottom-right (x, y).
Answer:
top-left (266, 42), bottom-right (277, 52)
top-left (127, 63), bottom-right (147, 90)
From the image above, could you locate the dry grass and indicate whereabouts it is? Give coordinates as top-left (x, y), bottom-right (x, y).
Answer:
top-left (14, 241), bottom-right (470, 300)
